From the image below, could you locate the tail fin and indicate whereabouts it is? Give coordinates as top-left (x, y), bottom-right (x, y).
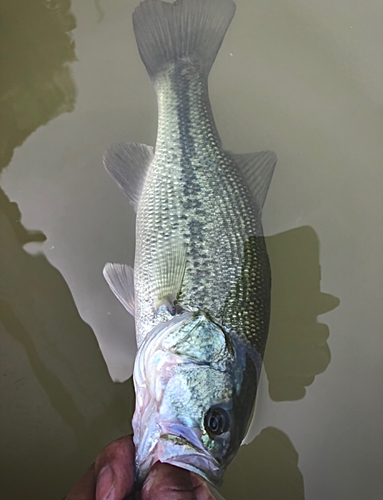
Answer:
top-left (132, 0), bottom-right (236, 80)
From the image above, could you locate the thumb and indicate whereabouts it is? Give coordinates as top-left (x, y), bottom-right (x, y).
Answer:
top-left (141, 462), bottom-right (216, 500)
top-left (95, 435), bottom-right (135, 500)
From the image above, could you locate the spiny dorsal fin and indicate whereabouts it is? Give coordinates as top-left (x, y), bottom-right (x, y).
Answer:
top-left (153, 234), bottom-right (187, 314)
top-left (229, 151), bottom-right (277, 209)
top-left (103, 263), bottom-right (135, 316)
top-left (103, 142), bottom-right (154, 212)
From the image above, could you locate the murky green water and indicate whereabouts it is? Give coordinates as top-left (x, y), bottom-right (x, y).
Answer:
top-left (1, 0), bottom-right (382, 499)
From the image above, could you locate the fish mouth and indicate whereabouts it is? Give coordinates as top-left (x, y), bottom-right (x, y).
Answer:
top-left (136, 423), bottom-right (223, 487)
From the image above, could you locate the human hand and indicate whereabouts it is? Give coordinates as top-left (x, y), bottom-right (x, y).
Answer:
top-left (65, 435), bottom-right (217, 500)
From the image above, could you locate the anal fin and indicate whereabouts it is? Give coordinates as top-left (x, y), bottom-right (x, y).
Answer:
top-left (103, 142), bottom-right (154, 212)
top-left (103, 263), bottom-right (135, 316)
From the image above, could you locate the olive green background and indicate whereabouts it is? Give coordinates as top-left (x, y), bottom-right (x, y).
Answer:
top-left (0, 0), bottom-right (382, 499)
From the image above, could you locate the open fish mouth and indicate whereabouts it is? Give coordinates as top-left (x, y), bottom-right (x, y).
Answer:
top-left (137, 423), bottom-right (222, 486)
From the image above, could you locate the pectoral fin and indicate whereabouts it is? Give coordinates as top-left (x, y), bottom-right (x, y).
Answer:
top-left (153, 235), bottom-right (187, 314)
top-left (103, 263), bottom-right (135, 316)
top-left (103, 142), bottom-right (154, 212)
top-left (229, 150), bottom-right (277, 209)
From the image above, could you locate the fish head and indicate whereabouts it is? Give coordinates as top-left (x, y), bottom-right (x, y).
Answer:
top-left (132, 311), bottom-right (258, 486)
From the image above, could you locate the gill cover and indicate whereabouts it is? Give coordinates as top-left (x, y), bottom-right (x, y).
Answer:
top-left (132, 311), bottom-right (259, 486)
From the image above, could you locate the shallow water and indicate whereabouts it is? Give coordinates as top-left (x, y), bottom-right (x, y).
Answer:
top-left (0, 0), bottom-right (382, 499)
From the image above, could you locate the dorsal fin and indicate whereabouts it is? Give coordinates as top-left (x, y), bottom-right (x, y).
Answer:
top-left (229, 151), bottom-right (277, 209)
top-left (103, 263), bottom-right (135, 316)
top-left (103, 142), bottom-right (154, 212)
top-left (153, 234), bottom-right (187, 314)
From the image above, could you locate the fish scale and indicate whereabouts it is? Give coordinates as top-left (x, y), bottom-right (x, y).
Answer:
top-left (135, 63), bottom-right (268, 354)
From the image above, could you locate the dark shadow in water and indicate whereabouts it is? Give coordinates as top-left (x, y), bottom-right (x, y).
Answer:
top-left (0, 196), bottom-right (134, 499)
top-left (222, 227), bottom-right (339, 498)
top-left (217, 226), bottom-right (339, 403)
top-left (265, 227), bottom-right (340, 401)
top-left (0, 182), bottom-right (135, 498)
top-left (0, 193), bottom-right (133, 445)
top-left (0, 0), bottom-right (77, 170)
top-left (223, 427), bottom-right (305, 500)
top-left (0, 1), bottom-right (134, 499)
top-left (0, 184), bottom-right (134, 500)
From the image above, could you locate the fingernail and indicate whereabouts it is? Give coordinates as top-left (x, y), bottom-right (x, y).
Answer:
top-left (97, 464), bottom-right (115, 500)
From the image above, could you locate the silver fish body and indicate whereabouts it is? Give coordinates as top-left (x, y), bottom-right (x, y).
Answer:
top-left (103, 0), bottom-right (276, 487)
top-left (136, 64), bottom-right (271, 353)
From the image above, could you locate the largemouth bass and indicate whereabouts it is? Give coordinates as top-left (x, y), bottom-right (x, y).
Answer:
top-left (103, 0), bottom-right (276, 487)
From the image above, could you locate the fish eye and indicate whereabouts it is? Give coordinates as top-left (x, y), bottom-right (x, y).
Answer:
top-left (204, 407), bottom-right (230, 437)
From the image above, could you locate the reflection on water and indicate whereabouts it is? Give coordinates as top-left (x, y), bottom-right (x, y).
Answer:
top-left (0, 1), bottom-right (132, 499)
top-left (0, 0), bottom-right (77, 170)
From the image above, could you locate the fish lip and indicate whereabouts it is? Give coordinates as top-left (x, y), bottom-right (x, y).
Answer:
top-left (136, 423), bottom-right (222, 486)
top-left (140, 444), bottom-right (223, 487)
top-left (161, 454), bottom-right (223, 487)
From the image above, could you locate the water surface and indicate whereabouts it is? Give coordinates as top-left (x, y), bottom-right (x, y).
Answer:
top-left (1, 0), bottom-right (382, 499)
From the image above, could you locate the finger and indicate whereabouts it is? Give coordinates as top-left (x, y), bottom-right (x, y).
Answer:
top-left (95, 435), bottom-right (135, 500)
top-left (188, 472), bottom-right (218, 500)
top-left (141, 462), bottom-right (216, 500)
top-left (66, 464), bottom-right (96, 500)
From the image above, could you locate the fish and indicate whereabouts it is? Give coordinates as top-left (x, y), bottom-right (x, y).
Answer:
top-left (102, 0), bottom-right (276, 487)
